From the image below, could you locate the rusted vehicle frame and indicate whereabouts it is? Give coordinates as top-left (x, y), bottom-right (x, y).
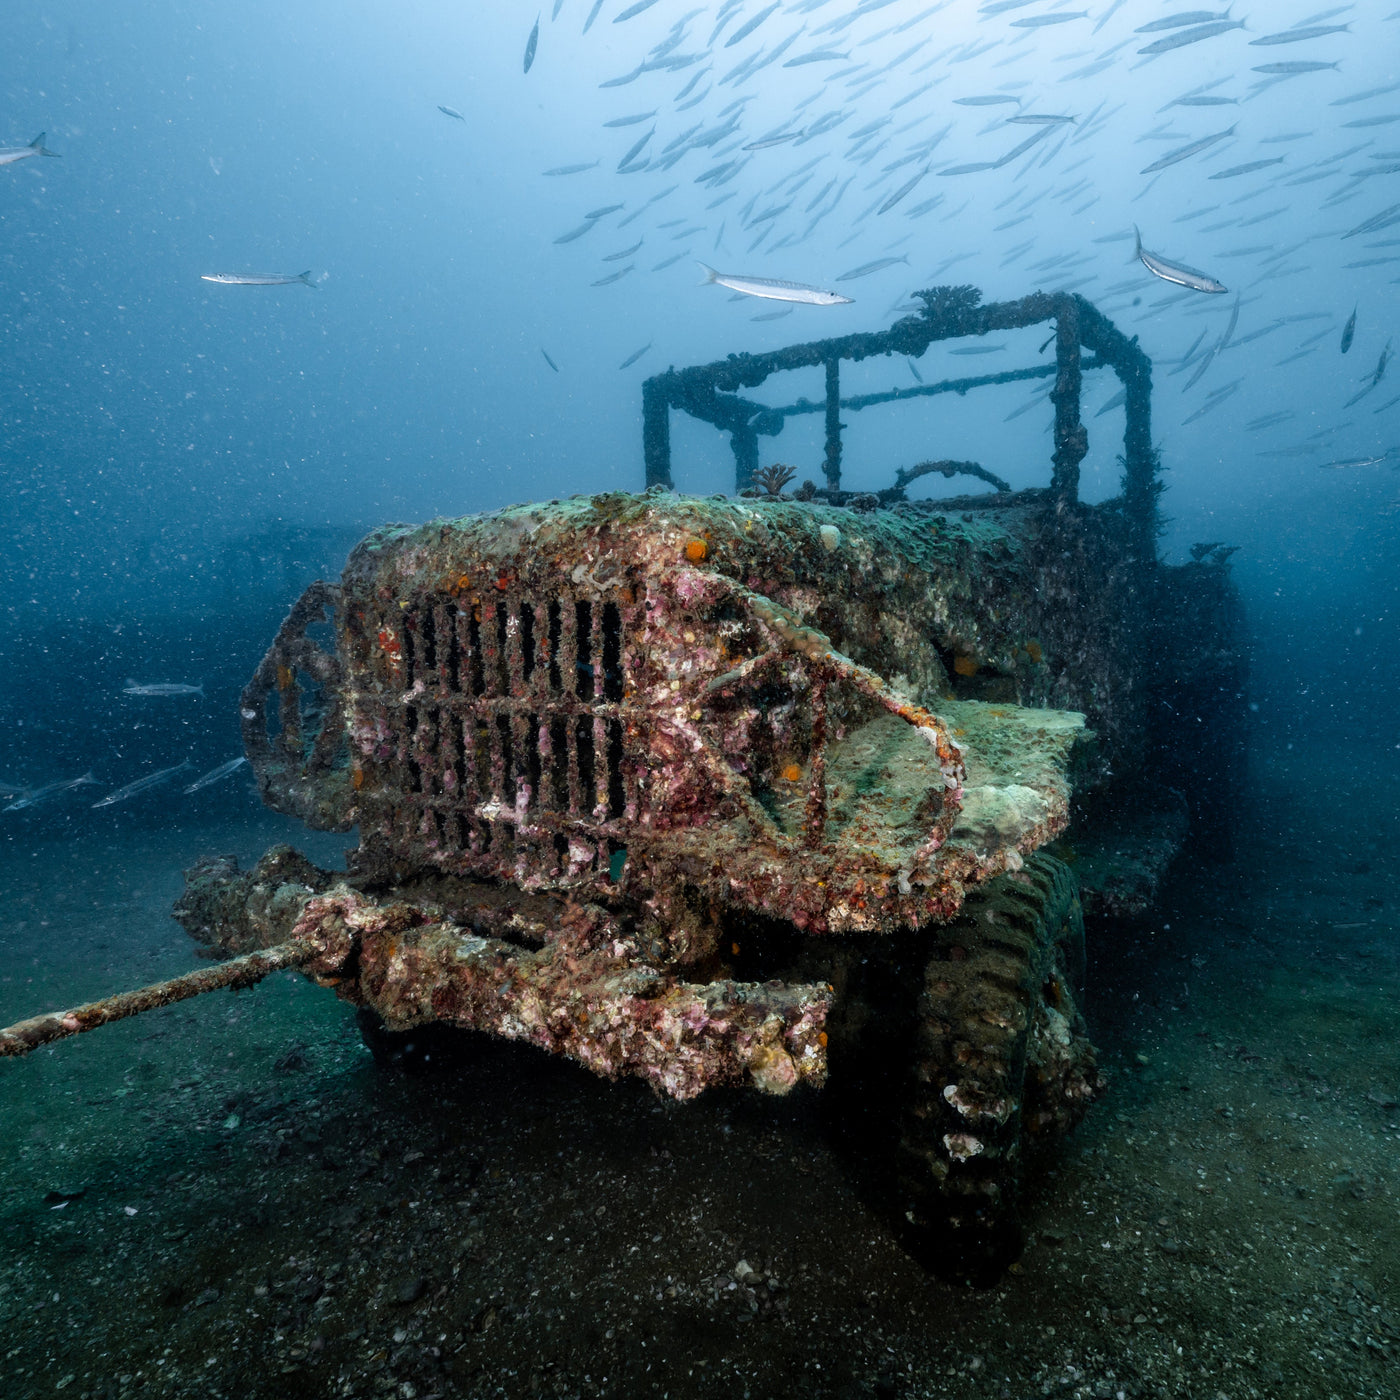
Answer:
top-left (642, 283), bottom-right (1156, 552)
top-left (1, 285), bottom-right (1246, 1281)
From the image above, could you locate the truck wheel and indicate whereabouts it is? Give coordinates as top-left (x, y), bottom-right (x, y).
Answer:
top-left (895, 853), bottom-right (1100, 1283)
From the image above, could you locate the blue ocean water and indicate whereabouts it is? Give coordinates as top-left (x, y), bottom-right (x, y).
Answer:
top-left (2, 4), bottom-right (1400, 1397)
top-left (2, 1), bottom-right (1399, 765)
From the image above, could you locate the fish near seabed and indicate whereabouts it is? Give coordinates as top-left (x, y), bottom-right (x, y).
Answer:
top-left (0, 132), bottom-right (60, 166)
top-left (697, 263), bottom-right (852, 305)
top-left (183, 757), bottom-right (248, 794)
top-left (3, 773), bottom-right (97, 813)
top-left (92, 762), bottom-right (194, 810)
top-left (1341, 307), bottom-right (1357, 354)
top-left (1133, 226), bottom-right (1228, 294)
top-left (122, 680), bottom-right (205, 696)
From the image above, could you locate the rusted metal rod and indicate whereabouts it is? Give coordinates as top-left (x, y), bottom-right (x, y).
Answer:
top-left (823, 356), bottom-right (842, 491)
top-left (0, 942), bottom-right (316, 1058)
top-left (895, 459), bottom-right (1012, 495)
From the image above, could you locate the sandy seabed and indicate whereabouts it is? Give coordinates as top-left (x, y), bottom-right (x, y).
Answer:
top-left (1, 738), bottom-right (1396, 1400)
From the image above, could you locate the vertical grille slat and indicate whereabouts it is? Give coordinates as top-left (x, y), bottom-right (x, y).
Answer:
top-left (559, 596), bottom-right (579, 699)
top-left (435, 603), bottom-right (460, 693)
top-left (592, 714), bottom-right (609, 821)
top-left (494, 601), bottom-right (510, 696)
top-left (402, 619), bottom-right (417, 689)
top-left (466, 605), bottom-right (485, 697)
top-left (530, 602), bottom-right (551, 704)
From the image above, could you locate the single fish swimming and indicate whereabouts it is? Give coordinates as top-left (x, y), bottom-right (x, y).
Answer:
top-left (543, 161), bottom-right (600, 176)
top-left (836, 255), bottom-right (909, 281)
top-left (744, 132), bottom-right (802, 150)
top-left (1140, 127), bottom-right (1234, 174)
top-left (617, 128), bottom-right (654, 169)
top-left (1134, 226), bottom-right (1228, 293)
top-left (201, 272), bottom-right (316, 288)
top-left (553, 221), bottom-right (598, 245)
top-left (878, 168), bottom-right (927, 214)
top-left (1250, 25), bottom-right (1349, 45)
top-left (1342, 203), bottom-right (1400, 240)
top-left (1137, 11), bottom-right (1234, 32)
top-left (1010, 12), bottom-right (1086, 25)
top-left (725, 2), bottom-right (781, 48)
top-left (183, 757), bottom-right (248, 794)
top-left (1245, 411), bottom-right (1295, 430)
top-left (698, 263), bottom-right (852, 305)
top-left (592, 265), bottom-right (635, 286)
top-left (93, 762), bottom-right (193, 810)
top-left (1319, 453), bottom-right (1390, 469)
top-left (3, 772), bottom-right (96, 813)
top-left (1341, 306), bottom-right (1357, 354)
top-left (1138, 20), bottom-right (1245, 56)
top-left (1209, 158), bottom-right (1285, 179)
top-left (437, 106), bottom-right (464, 120)
top-left (618, 341), bottom-right (652, 369)
top-left (995, 124), bottom-right (1055, 168)
top-left (523, 14), bottom-right (540, 73)
top-left (0, 132), bottom-right (60, 166)
top-left (1252, 61), bottom-right (1339, 75)
top-left (1095, 389), bottom-right (1128, 418)
top-left (1181, 380), bottom-right (1241, 425)
top-left (541, 348), bottom-right (560, 372)
top-left (122, 680), bottom-right (205, 696)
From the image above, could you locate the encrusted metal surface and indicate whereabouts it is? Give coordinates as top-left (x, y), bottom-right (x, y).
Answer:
top-left (290, 491), bottom-right (1111, 936)
top-left (170, 848), bottom-right (828, 1101)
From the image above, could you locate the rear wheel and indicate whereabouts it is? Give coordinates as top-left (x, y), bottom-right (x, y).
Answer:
top-left (895, 853), bottom-right (1100, 1282)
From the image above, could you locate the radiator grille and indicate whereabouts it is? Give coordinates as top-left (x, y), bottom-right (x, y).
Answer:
top-left (367, 593), bottom-right (632, 882)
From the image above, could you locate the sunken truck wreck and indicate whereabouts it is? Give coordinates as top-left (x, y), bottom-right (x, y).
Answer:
top-left (0, 288), bottom-right (1244, 1278)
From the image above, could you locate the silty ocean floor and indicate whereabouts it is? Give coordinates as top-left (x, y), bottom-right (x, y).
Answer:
top-left (0, 734), bottom-right (1396, 1400)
